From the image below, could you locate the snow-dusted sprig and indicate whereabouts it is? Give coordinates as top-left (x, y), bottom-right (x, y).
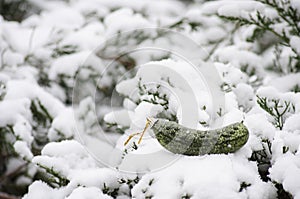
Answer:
top-left (219, 0), bottom-right (300, 73)
top-left (30, 99), bottom-right (53, 127)
top-left (51, 45), bottom-right (79, 58)
top-left (257, 96), bottom-right (294, 129)
top-left (257, 0), bottom-right (300, 35)
top-left (0, 125), bottom-right (31, 196)
top-left (118, 176), bottom-right (140, 197)
top-left (249, 138), bottom-right (272, 181)
top-left (35, 163), bottom-right (69, 187)
top-left (96, 29), bottom-right (155, 68)
top-left (136, 80), bottom-right (177, 122)
top-left (167, 17), bottom-right (236, 61)
top-left (167, 18), bottom-right (203, 31)
top-left (30, 99), bottom-right (53, 153)
top-left (102, 182), bottom-right (119, 198)
top-left (0, 126), bottom-right (17, 172)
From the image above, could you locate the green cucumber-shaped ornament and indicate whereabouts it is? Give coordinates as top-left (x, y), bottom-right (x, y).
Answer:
top-left (124, 118), bottom-right (249, 156)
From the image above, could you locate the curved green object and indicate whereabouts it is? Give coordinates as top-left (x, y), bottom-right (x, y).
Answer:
top-left (151, 119), bottom-right (249, 156)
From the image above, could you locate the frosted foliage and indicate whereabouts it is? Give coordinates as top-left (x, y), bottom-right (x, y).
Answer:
top-left (0, 0), bottom-right (300, 198)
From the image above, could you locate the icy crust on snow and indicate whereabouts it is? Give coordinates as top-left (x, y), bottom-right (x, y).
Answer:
top-left (132, 155), bottom-right (276, 199)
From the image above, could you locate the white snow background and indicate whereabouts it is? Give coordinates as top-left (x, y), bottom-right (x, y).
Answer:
top-left (0, 0), bottom-right (300, 199)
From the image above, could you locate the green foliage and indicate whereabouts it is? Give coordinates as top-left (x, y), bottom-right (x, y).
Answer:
top-left (220, 0), bottom-right (300, 73)
top-left (249, 139), bottom-right (272, 181)
top-left (217, 1), bottom-right (300, 196)
top-left (118, 176), bottom-right (140, 197)
top-left (0, 126), bottom-right (16, 175)
top-left (136, 79), bottom-right (177, 122)
top-left (181, 193), bottom-right (192, 199)
top-left (35, 163), bottom-right (69, 187)
top-left (239, 182), bottom-right (251, 192)
top-left (102, 183), bottom-right (119, 198)
top-left (275, 183), bottom-right (293, 199)
top-left (52, 45), bottom-right (79, 58)
top-left (30, 99), bottom-right (53, 155)
top-left (257, 96), bottom-right (294, 130)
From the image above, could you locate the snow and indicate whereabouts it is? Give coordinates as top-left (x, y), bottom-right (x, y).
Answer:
top-left (4, 80), bottom-right (65, 117)
top-left (2, 23), bottom-right (53, 54)
top-left (291, 0), bottom-right (300, 12)
top-left (290, 36), bottom-right (300, 55)
top-left (13, 122), bottom-right (34, 145)
top-left (2, 50), bottom-right (24, 66)
top-left (283, 113), bottom-right (300, 132)
top-left (104, 8), bottom-right (153, 35)
top-left (1, 0), bottom-right (300, 198)
top-left (132, 155), bottom-right (276, 199)
top-left (269, 152), bottom-right (300, 198)
top-left (48, 108), bottom-right (76, 141)
top-left (85, 0), bottom-right (184, 18)
top-left (201, 1), bottom-right (264, 17)
top-left (214, 46), bottom-right (263, 77)
top-left (32, 141), bottom-right (98, 177)
top-left (60, 22), bottom-right (105, 50)
top-left (233, 83), bottom-right (255, 111)
top-left (41, 140), bottom-right (87, 158)
top-left (14, 141), bottom-right (33, 160)
top-left (49, 51), bottom-right (104, 80)
top-left (67, 168), bottom-right (119, 189)
top-left (116, 59), bottom-right (215, 128)
top-left (104, 109), bottom-right (134, 127)
top-left (205, 27), bottom-right (227, 42)
top-left (0, 98), bottom-right (31, 126)
top-left (37, 8), bottom-right (85, 29)
top-left (130, 102), bottom-right (164, 129)
top-left (66, 187), bottom-right (112, 199)
top-left (23, 181), bottom-right (65, 199)
top-left (245, 113), bottom-right (275, 141)
top-left (72, 1), bottom-right (110, 19)
top-left (257, 86), bottom-right (300, 106)
top-left (268, 73), bottom-right (300, 92)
